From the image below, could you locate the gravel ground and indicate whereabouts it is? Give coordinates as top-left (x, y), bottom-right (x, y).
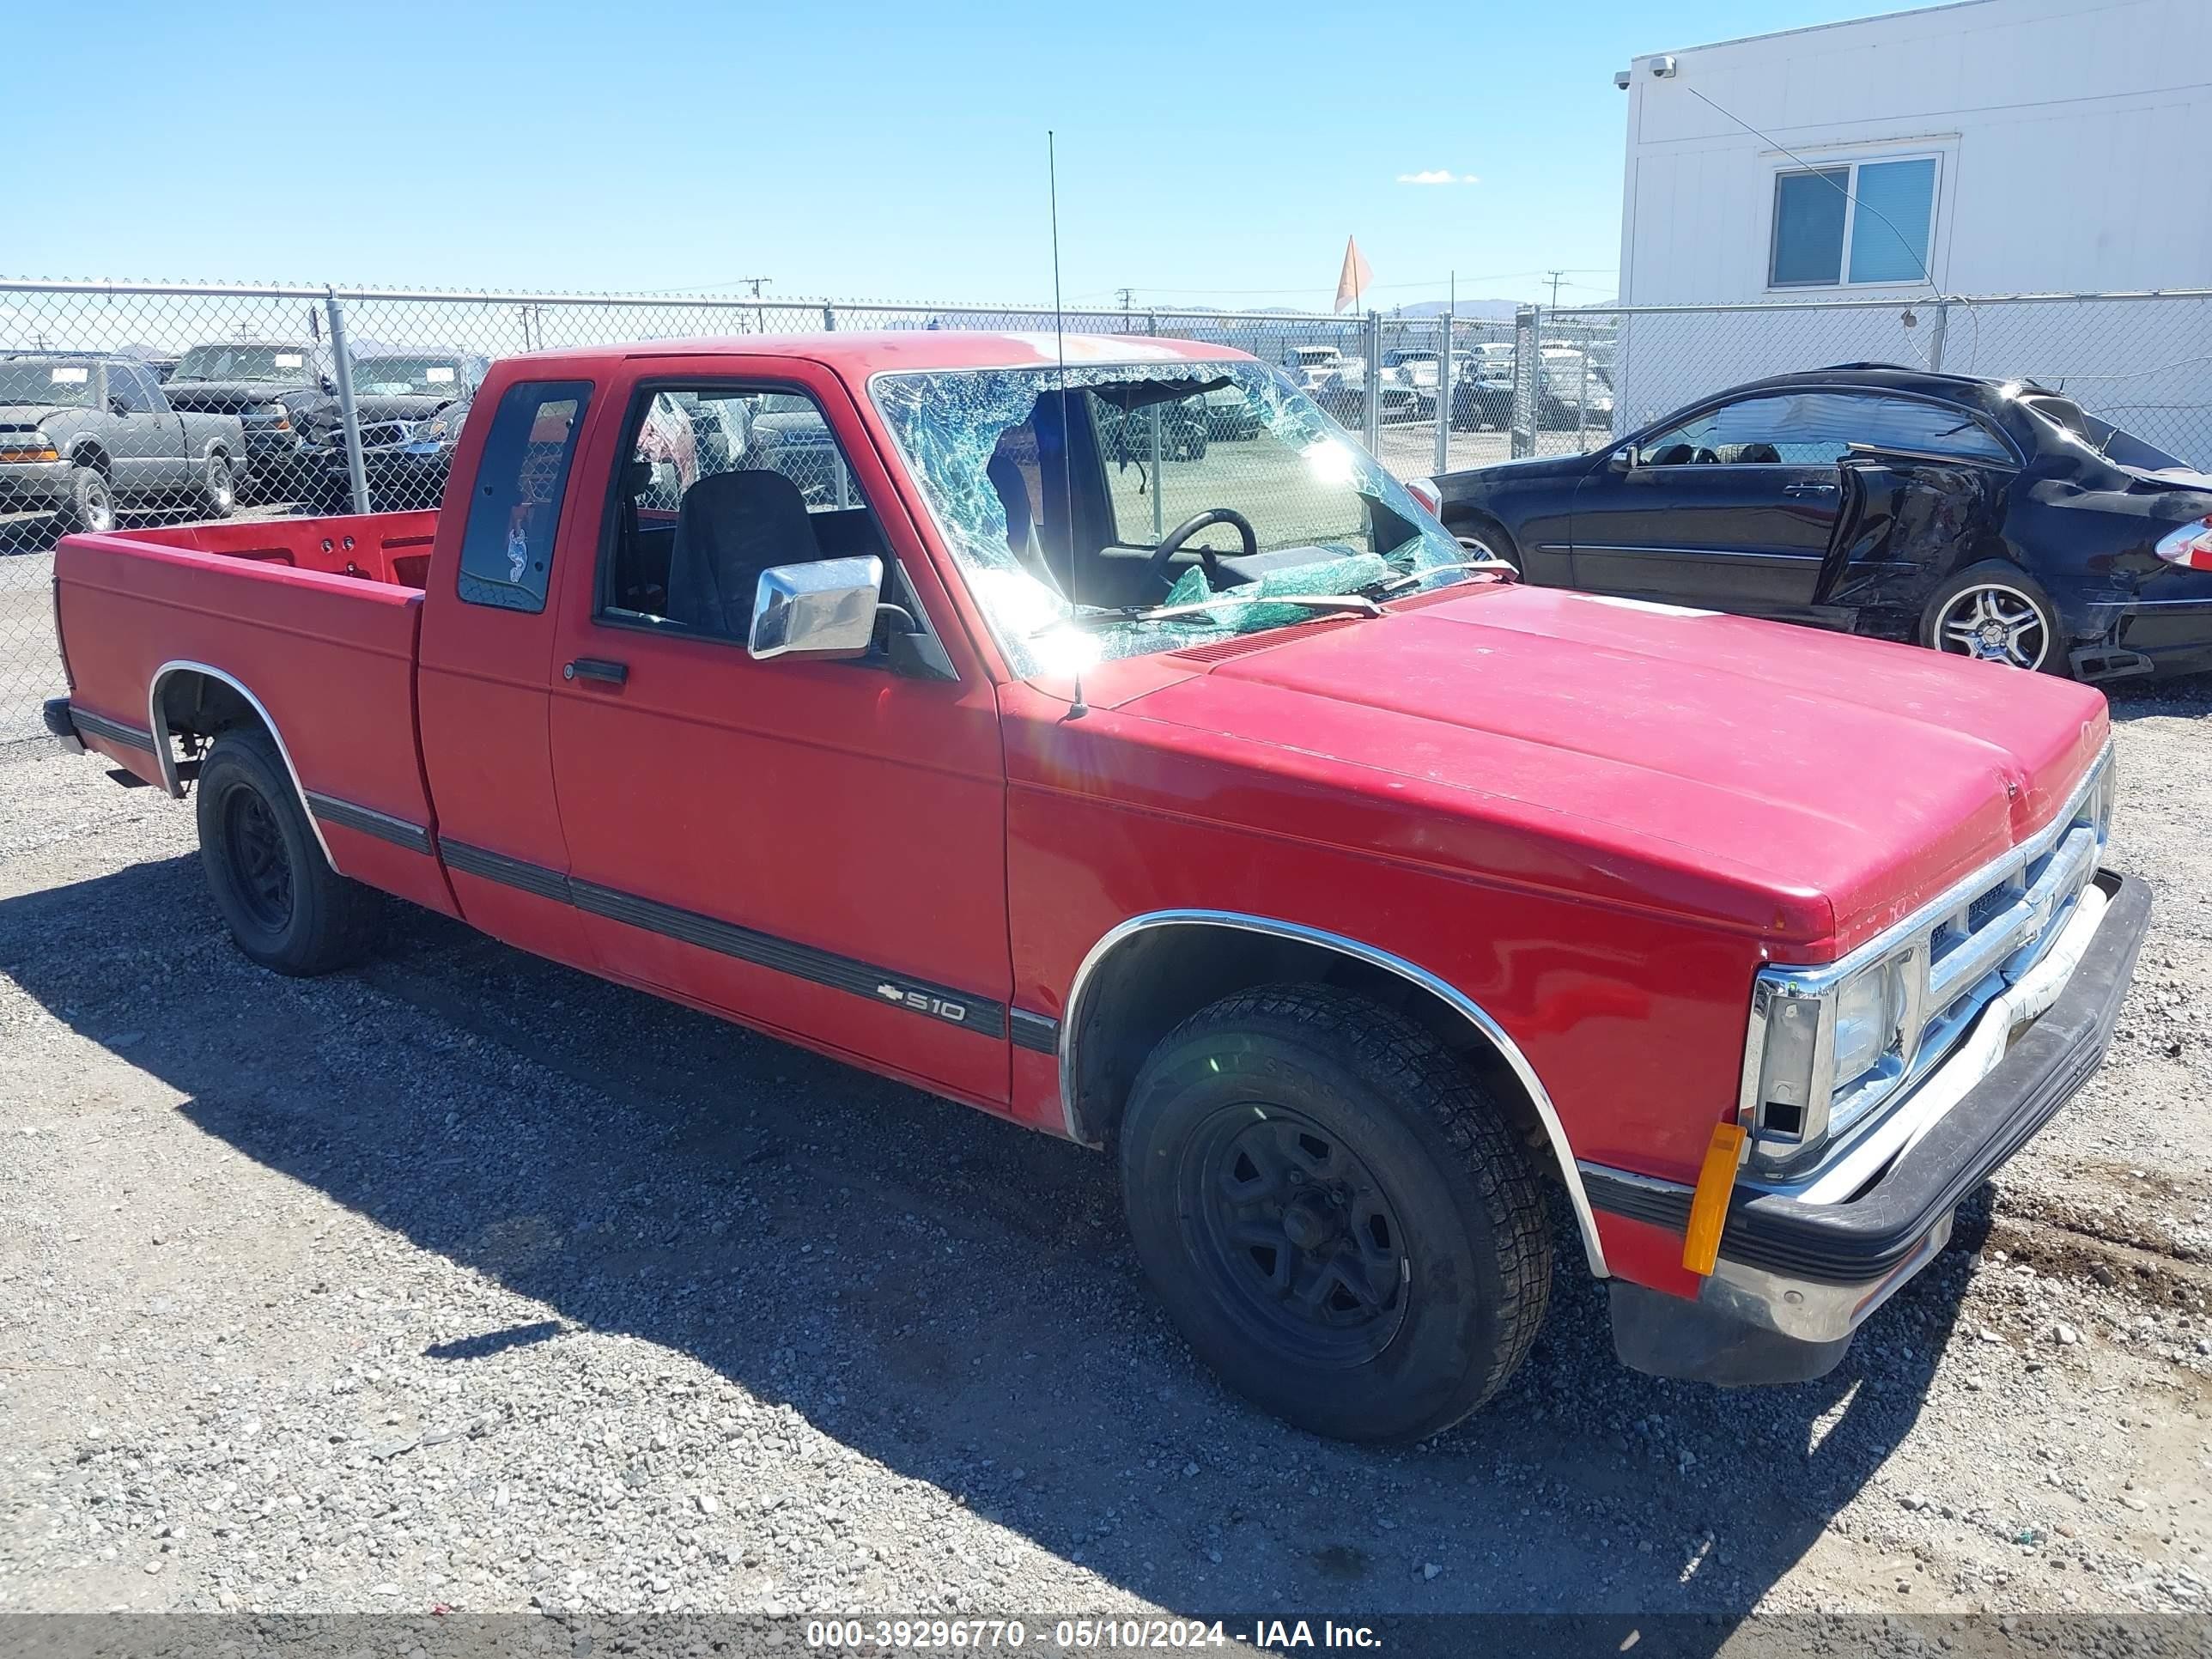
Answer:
top-left (1, 679), bottom-right (2209, 1627)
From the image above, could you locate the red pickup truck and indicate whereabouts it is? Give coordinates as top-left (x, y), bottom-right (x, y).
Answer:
top-left (45, 333), bottom-right (2148, 1441)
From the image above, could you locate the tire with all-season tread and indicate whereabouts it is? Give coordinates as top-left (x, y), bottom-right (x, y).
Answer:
top-left (196, 726), bottom-right (379, 975)
top-left (1119, 984), bottom-right (1552, 1442)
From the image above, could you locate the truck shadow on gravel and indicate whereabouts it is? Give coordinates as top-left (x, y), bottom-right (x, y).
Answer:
top-left (3, 851), bottom-right (1992, 1630)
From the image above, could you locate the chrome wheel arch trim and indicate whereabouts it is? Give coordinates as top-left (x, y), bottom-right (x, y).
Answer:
top-left (1058, 908), bottom-right (1608, 1279)
top-left (148, 659), bottom-right (339, 873)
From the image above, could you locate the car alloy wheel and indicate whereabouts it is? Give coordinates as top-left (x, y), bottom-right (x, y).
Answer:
top-left (81, 477), bottom-right (115, 533)
top-left (1934, 582), bottom-right (2050, 671)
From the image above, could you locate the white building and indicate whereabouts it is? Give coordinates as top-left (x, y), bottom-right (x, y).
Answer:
top-left (1606, 0), bottom-right (2212, 458)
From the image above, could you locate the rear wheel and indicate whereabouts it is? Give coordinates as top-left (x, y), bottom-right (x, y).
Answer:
top-left (1921, 562), bottom-right (2063, 674)
top-left (1119, 985), bottom-right (1551, 1442)
top-left (196, 727), bottom-right (379, 975)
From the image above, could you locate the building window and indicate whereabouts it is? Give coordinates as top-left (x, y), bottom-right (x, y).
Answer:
top-left (1769, 156), bottom-right (1937, 288)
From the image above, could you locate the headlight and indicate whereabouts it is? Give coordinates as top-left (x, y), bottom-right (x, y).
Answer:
top-left (0, 434), bottom-right (61, 463)
top-left (1744, 945), bottom-right (1923, 1163)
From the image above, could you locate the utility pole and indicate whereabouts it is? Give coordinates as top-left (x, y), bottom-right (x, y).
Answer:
top-left (1116, 288), bottom-right (1134, 331)
top-left (738, 276), bottom-right (773, 300)
top-left (1545, 270), bottom-right (1565, 307)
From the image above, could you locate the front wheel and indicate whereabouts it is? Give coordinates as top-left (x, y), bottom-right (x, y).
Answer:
top-left (62, 465), bottom-right (115, 535)
top-left (197, 726), bottom-right (380, 975)
top-left (1119, 985), bottom-right (1552, 1442)
top-left (198, 451), bottom-right (237, 518)
top-left (1921, 562), bottom-right (2064, 674)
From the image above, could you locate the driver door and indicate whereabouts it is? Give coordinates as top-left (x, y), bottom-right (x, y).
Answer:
top-left (545, 362), bottom-right (1015, 1108)
top-left (1572, 392), bottom-right (1844, 617)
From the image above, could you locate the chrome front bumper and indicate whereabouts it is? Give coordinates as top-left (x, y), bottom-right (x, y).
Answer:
top-left (1597, 869), bottom-right (2150, 1384)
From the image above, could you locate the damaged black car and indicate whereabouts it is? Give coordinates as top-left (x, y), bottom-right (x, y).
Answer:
top-left (1433, 364), bottom-right (2212, 681)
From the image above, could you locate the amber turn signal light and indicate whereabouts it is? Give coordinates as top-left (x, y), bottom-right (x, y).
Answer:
top-left (1682, 1121), bottom-right (1747, 1276)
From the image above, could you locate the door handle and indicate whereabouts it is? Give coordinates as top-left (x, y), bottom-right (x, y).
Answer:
top-left (563, 658), bottom-right (629, 687)
top-left (1783, 482), bottom-right (1838, 497)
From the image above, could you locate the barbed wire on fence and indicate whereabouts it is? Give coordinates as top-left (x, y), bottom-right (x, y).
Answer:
top-left (6, 277), bottom-right (2212, 738)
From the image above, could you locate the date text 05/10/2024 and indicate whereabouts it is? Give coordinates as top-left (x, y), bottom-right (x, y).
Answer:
top-left (803, 1620), bottom-right (1384, 1650)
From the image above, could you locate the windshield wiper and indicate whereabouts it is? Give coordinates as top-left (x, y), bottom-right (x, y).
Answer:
top-left (1366, 557), bottom-right (1517, 596)
top-left (1036, 592), bottom-right (1384, 635)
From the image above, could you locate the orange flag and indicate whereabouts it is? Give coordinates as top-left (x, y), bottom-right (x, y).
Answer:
top-left (1334, 236), bottom-right (1373, 313)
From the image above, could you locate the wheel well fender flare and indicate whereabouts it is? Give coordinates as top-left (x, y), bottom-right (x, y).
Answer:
top-left (70, 441), bottom-right (111, 475)
top-left (1057, 908), bottom-right (1607, 1278)
top-left (147, 659), bottom-right (338, 872)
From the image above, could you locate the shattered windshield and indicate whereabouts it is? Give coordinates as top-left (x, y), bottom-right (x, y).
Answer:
top-left (872, 361), bottom-right (1466, 677)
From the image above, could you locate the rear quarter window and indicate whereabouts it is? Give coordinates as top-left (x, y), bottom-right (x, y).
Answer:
top-left (457, 380), bottom-right (592, 613)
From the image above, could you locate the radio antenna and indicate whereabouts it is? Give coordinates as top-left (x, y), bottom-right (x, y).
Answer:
top-left (1048, 130), bottom-right (1087, 720)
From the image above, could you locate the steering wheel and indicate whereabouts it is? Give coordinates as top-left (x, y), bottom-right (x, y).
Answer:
top-left (1145, 508), bottom-right (1259, 592)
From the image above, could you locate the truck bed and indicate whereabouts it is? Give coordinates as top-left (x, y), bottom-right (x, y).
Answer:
top-left (53, 510), bottom-right (452, 909)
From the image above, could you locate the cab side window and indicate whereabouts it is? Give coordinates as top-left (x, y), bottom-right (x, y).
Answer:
top-left (599, 385), bottom-right (890, 641)
top-left (107, 362), bottom-right (156, 413)
top-left (1643, 391), bottom-right (2011, 467)
top-left (457, 380), bottom-right (592, 614)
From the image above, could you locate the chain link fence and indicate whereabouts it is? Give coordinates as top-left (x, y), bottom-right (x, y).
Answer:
top-left (6, 278), bottom-right (2211, 739)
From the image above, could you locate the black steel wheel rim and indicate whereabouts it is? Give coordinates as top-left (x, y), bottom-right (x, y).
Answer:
top-left (222, 784), bottom-right (294, 933)
top-left (1179, 1104), bottom-right (1411, 1370)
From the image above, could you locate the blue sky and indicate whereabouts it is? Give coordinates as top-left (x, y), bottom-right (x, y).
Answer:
top-left (13, 0), bottom-right (1888, 311)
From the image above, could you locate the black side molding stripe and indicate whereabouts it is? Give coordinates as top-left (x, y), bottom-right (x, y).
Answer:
top-left (307, 793), bottom-right (433, 856)
top-left (570, 878), bottom-right (1006, 1039)
top-left (434, 838), bottom-right (1005, 1040)
top-left (440, 839), bottom-right (574, 905)
top-left (1009, 1009), bottom-right (1060, 1054)
top-left (1580, 1164), bottom-right (1692, 1232)
top-left (71, 708), bottom-right (156, 753)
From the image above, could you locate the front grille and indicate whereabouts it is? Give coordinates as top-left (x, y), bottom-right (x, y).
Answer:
top-left (1743, 747), bottom-right (2115, 1167)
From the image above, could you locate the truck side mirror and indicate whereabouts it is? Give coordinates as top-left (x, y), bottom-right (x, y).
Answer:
top-left (109, 396), bottom-right (131, 416)
top-left (1611, 445), bottom-right (1637, 471)
top-left (748, 555), bottom-right (884, 662)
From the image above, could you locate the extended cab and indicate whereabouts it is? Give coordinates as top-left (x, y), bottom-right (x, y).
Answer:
top-left (1, 353), bottom-right (244, 533)
top-left (45, 335), bottom-right (2148, 1441)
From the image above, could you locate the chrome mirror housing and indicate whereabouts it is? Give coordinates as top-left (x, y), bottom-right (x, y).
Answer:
top-left (748, 556), bottom-right (884, 661)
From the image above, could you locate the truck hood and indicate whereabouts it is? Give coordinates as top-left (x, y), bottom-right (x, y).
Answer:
top-left (163, 380), bottom-right (316, 412)
top-left (1109, 583), bottom-right (2109, 951)
top-left (0, 402), bottom-right (73, 426)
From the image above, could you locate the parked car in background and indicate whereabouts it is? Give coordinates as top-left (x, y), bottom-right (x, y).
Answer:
top-left (299, 352), bottom-right (487, 508)
top-left (1452, 343), bottom-right (1517, 433)
top-left (1382, 349), bottom-right (1443, 420)
top-left (1201, 380), bottom-right (1261, 441)
top-left (48, 333), bottom-right (2148, 1442)
top-left (0, 352), bottom-right (243, 533)
top-left (307, 396), bottom-right (473, 511)
top-left (1537, 347), bottom-right (1613, 431)
top-left (1281, 345), bottom-right (1343, 391)
top-left (162, 341), bottom-right (343, 501)
top-left (1436, 363), bottom-right (2212, 680)
top-left (144, 355), bottom-right (182, 383)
